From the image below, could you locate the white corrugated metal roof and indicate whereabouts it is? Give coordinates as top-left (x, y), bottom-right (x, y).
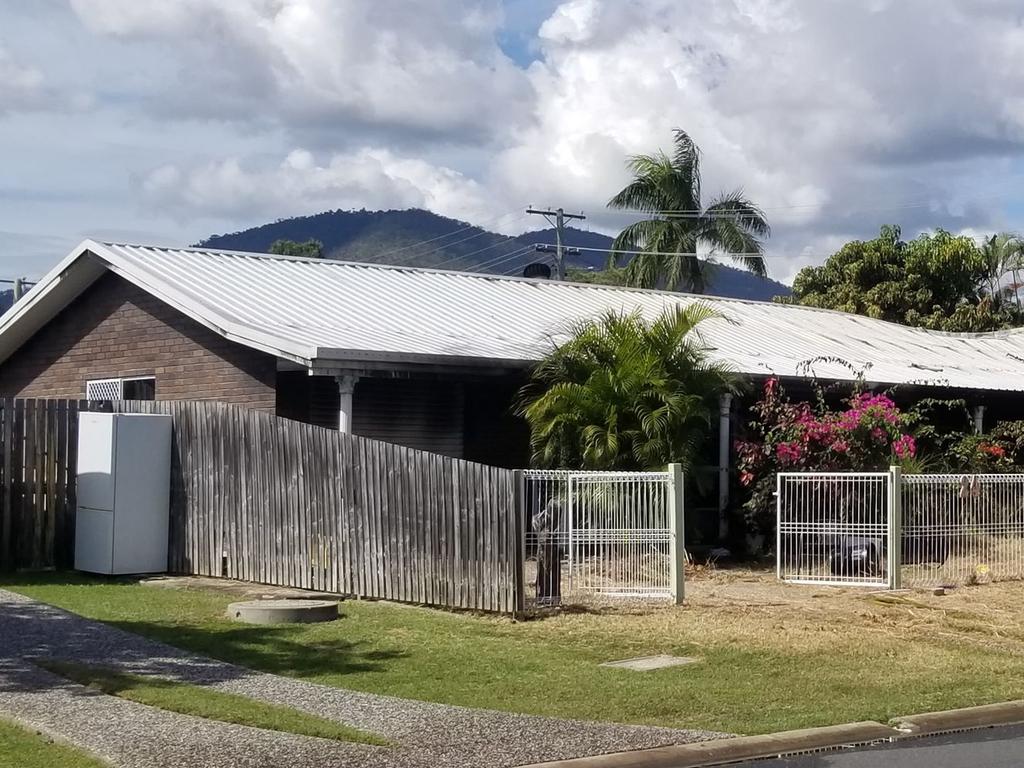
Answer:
top-left (5, 239), bottom-right (1024, 392)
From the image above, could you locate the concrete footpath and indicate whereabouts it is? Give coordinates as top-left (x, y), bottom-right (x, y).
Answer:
top-left (519, 701), bottom-right (1024, 768)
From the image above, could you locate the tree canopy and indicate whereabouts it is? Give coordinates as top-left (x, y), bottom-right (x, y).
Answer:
top-left (268, 238), bottom-right (325, 258)
top-left (787, 225), bottom-right (1024, 332)
top-left (516, 305), bottom-right (740, 471)
top-left (607, 129), bottom-right (769, 293)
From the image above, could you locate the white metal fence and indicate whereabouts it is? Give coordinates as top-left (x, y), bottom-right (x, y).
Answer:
top-left (777, 469), bottom-right (1024, 590)
top-left (776, 472), bottom-right (895, 588)
top-left (522, 467), bottom-right (684, 607)
top-left (902, 474), bottom-right (1024, 587)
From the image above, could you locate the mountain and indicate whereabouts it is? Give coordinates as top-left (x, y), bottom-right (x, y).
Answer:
top-left (198, 208), bottom-right (791, 301)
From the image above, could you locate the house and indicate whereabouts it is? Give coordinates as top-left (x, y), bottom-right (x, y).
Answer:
top-left (3, 240), bottom-right (1024, 538)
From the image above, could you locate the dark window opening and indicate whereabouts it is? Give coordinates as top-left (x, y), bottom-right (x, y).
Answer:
top-left (123, 377), bottom-right (156, 401)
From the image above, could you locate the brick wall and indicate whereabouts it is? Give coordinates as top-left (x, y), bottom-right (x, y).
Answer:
top-left (0, 272), bottom-right (277, 408)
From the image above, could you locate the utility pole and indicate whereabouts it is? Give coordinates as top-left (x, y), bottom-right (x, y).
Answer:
top-left (526, 206), bottom-right (585, 280)
top-left (1, 278), bottom-right (30, 304)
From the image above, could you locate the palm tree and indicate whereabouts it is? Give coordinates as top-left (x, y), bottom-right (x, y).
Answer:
top-left (607, 129), bottom-right (770, 293)
top-left (979, 233), bottom-right (1024, 312)
top-left (516, 304), bottom-right (740, 470)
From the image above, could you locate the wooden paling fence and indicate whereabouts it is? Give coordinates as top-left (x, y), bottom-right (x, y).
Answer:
top-left (0, 398), bottom-right (524, 613)
top-left (0, 399), bottom-right (83, 571)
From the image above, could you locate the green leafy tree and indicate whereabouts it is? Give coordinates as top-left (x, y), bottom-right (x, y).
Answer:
top-left (607, 129), bottom-right (769, 293)
top-left (268, 239), bottom-right (325, 258)
top-left (516, 305), bottom-right (740, 470)
top-left (787, 226), bottom-right (1023, 332)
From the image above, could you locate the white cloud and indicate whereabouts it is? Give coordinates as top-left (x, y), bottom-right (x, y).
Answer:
top-left (14, 0), bottom-right (1024, 285)
top-left (68, 0), bottom-right (532, 145)
top-left (140, 147), bottom-right (492, 225)
top-left (480, 0), bottom-right (1024, 282)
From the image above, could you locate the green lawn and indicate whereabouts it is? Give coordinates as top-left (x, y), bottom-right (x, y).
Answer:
top-left (0, 718), bottom-right (107, 768)
top-left (36, 659), bottom-right (386, 746)
top-left (6, 571), bottom-right (1024, 735)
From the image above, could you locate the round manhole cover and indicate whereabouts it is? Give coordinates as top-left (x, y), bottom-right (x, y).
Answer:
top-left (227, 599), bottom-right (339, 624)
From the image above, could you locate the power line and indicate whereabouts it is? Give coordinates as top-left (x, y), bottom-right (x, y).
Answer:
top-left (373, 208), bottom-right (524, 259)
top-left (472, 246), bottom-right (535, 273)
top-left (410, 219), bottom-right (522, 261)
top-left (552, 244), bottom-right (810, 259)
top-left (431, 233), bottom-right (528, 269)
top-left (456, 243), bottom-right (532, 272)
top-left (549, 239), bottom-right (1018, 259)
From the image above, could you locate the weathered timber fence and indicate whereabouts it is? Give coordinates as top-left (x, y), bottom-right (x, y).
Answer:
top-left (1, 398), bottom-right (524, 613)
top-left (0, 398), bottom-right (83, 571)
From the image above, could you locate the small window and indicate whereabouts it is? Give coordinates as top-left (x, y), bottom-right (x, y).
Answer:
top-left (85, 376), bottom-right (156, 401)
top-left (123, 377), bottom-right (156, 401)
top-left (86, 378), bottom-right (123, 400)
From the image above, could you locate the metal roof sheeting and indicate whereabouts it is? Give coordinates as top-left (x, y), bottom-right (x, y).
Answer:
top-left (8, 239), bottom-right (1024, 392)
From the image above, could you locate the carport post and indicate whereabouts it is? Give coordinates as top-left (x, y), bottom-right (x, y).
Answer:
top-left (717, 393), bottom-right (732, 541)
top-left (668, 462), bottom-right (685, 604)
top-left (887, 465), bottom-right (902, 590)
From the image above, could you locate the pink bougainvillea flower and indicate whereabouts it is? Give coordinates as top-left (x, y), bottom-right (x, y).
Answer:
top-left (892, 434), bottom-right (916, 458)
top-left (776, 442), bottom-right (803, 464)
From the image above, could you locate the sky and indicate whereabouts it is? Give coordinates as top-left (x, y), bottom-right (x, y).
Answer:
top-left (5, 0), bottom-right (1024, 284)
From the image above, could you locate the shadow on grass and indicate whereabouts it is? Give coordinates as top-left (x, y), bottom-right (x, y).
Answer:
top-left (0, 582), bottom-right (405, 694)
top-left (106, 618), bottom-right (405, 679)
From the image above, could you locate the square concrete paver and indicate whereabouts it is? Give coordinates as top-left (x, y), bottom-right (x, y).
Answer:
top-left (600, 654), bottom-right (699, 671)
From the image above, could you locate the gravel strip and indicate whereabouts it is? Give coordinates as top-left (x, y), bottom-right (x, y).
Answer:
top-left (0, 657), bottom-right (388, 768)
top-left (0, 588), bottom-right (727, 767)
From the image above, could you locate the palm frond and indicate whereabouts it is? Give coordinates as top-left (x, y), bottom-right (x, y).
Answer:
top-left (606, 131), bottom-right (770, 291)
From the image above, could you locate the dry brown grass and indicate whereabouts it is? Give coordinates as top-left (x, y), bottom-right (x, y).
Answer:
top-left (523, 564), bottom-right (1024, 658)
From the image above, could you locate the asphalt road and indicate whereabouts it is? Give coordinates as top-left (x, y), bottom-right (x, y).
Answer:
top-left (733, 725), bottom-right (1024, 768)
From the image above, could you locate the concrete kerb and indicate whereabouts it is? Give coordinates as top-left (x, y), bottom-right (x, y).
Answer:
top-left (891, 700), bottom-right (1024, 736)
top-left (517, 701), bottom-right (1024, 768)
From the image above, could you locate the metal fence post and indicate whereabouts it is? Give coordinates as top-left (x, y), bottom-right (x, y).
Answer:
top-left (887, 465), bottom-right (902, 590)
top-left (513, 469), bottom-right (526, 614)
top-left (668, 462), bottom-right (685, 604)
top-left (775, 472), bottom-right (783, 581)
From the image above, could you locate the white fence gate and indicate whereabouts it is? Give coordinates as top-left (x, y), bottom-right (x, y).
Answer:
top-left (776, 471), bottom-right (897, 588)
top-left (777, 469), bottom-right (1024, 589)
top-left (522, 466), bottom-right (684, 606)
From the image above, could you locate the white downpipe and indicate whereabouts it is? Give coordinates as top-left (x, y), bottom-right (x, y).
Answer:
top-left (336, 374), bottom-right (358, 434)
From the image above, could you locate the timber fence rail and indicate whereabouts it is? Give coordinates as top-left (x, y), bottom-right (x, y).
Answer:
top-left (1, 398), bottom-right (524, 613)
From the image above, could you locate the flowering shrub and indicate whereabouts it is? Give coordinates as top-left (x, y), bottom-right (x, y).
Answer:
top-left (735, 378), bottom-right (916, 536)
top-left (947, 431), bottom-right (1019, 472)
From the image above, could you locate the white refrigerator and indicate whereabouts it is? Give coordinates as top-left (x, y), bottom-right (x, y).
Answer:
top-left (74, 412), bottom-right (173, 575)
